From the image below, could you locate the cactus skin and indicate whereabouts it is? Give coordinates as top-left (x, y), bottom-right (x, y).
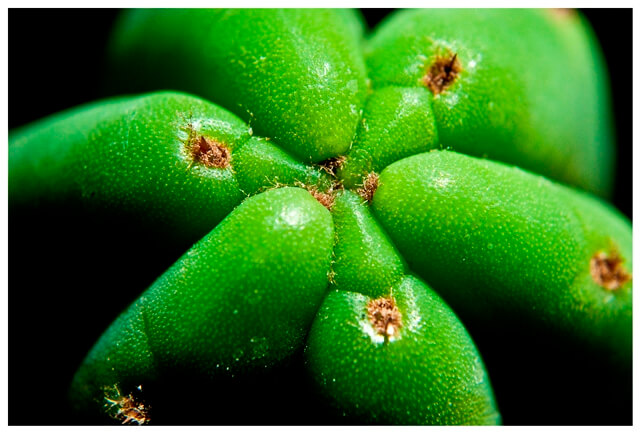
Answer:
top-left (366, 9), bottom-right (614, 197)
top-left (306, 275), bottom-right (500, 425)
top-left (329, 189), bottom-right (408, 298)
top-left (372, 150), bottom-right (632, 366)
top-left (9, 91), bottom-right (330, 244)
top-left (69, 187), bottom-right (334, 422)
top-left (107, 9), bottom-right (368, 162)
top-left (337, 86), bottom-right (438, 189)
top-left (308, 187), bottom-right (499, 424)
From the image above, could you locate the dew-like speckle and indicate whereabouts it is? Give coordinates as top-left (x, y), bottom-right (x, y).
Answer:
top-left (232, 348), bottom-right (244, 362)
top-left (279, 206), bottom-right (305, 226)
top-left (249, 337), bottom-right (269, 359)
top-left (433, 172), bottom-right (455, 192)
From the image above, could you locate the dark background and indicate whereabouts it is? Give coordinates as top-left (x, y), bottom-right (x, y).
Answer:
top-left (8, 9), bottom-right (633, 426)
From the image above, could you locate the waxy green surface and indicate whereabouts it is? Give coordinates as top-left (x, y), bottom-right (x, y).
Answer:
top-left (311, 190), bottom-right (499, 424)
top-left (337, 86), bottom-right (438, 189)
top-left (9, 92), bottom-right (330, 244)
top-left (70, 187), bottom-right (334, 419)
top-left (307, 276), bottom-right (500, 425)
top-left (372, 150), bottom-right (632, 365)
top-left (107, 9), bottom-right (614, 197)
top-left (9, 8), bottom-right (631, 426)
top-left (107, 9), bottom-right (368, 162)
top-left (366, 9), bottom-right (614, 197)
top-left (329, 190), bottom-right (407, 298)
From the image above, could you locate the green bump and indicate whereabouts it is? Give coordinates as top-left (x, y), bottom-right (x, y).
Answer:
top-left (107, 9), bottom-right (368, 162)
top-left (234, 136), bottom-right (333, 195)
top-left (9, 91), bottom-right (332, 245)
top-left (9, 92), bottom-right (249, 243)
top-left (306, 275), bottom-right (500, 425)
top-left (366, 9), bottom-right (614, 196)
top-left (372, 150), bottom-right (632, 365)
top-left (330, 189), bottom-right (407, 298)
top-left (310, 189), bottom-right (498, 424)
top-left (70, 187), bottom-right (334, 420)
top-left (338, 86), bottom-right (439, 189)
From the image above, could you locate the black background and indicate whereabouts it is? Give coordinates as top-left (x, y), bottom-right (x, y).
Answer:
top-left (8, 9), bottom-right (633, 426)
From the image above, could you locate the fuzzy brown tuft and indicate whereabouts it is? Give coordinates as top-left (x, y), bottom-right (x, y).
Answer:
top-left (103, 385), bottom-right (151, 425)
top-left (357, 172), bottom-right (379, 203)
top-left (191, 136), bottom-right (231, 168)
top-left (423, 52), bottom-right (462, 95)
top-left (318, 156), bottom-right (347, 177)
top-left (367, 297), bottom-right (402, 340)
top-left (297, 181), bottom-right (342, 211)
top-left (590, 250), bottom-right (632, 290)
top-left (307, 187), bottom-right (336, 210)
